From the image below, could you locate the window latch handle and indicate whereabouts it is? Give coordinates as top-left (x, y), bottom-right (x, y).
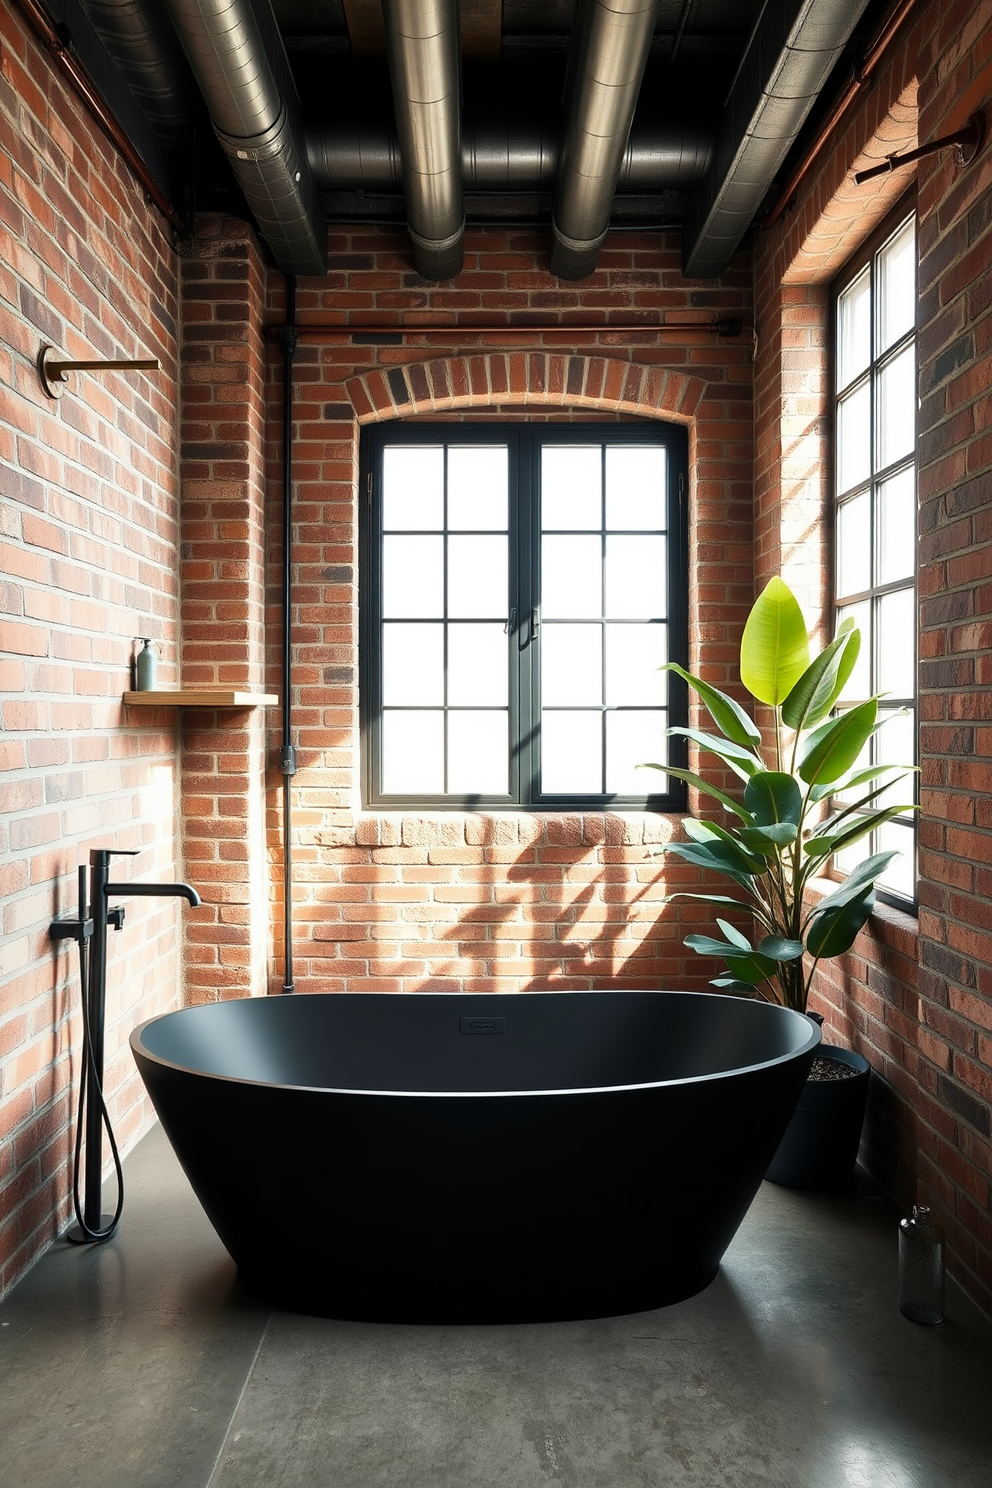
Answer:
top-left (503, 607), bottom-right (516, 636)
top-left (531, 605), bottom-right (540, 638)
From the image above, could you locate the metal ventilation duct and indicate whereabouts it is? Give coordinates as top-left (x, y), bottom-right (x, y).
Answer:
top-left (161, 0), bottom-right (326, 275)
top-left (306, 117), bottom-right (712, 193)
top-left (550, 0), bottom-right (659, 280)
top-left (381, 0), bottom-right (464, 280)
top-left (78, 0), bottom-right (195, 146)
top-left (682, 0), bottom-right (873, 278)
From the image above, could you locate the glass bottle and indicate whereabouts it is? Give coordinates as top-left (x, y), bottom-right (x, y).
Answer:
top-left (899, 1204), bottom-right (944, 1324)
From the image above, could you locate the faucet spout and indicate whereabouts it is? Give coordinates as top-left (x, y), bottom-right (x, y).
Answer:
top-left (105, 881), bottom-right (201, 907)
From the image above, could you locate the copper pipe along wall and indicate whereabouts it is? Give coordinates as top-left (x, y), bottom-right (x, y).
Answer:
top-left (764, 0), bottom-right (919, 228)
top-left (11, 0), bottom-right (185, 230)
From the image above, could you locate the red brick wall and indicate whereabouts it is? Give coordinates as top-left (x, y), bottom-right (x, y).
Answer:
top-left (0, 6), bottom-right (185, 1291)
top-left (178, 220), bottom-right (270, 1002)
top-left (754, 0), bottom-right (992, 1314)
top-left (254, 230), bottom-right (755, 996)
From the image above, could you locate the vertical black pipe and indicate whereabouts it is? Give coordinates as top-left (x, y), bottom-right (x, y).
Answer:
top-left (279, 277), bottom-right (298, 992)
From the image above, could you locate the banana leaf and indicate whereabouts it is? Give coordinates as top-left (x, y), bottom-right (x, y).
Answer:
top-left (661, 663), bottom-right (761, 747)
top-left (807, 887), bottom-right (876, 958)
top-left (667, 727), bottom-right (763, 780)
top-left (781, 619), bottom-right (858, 731)
top-left (797, 699), bottom-right (878, 786)
top-left (740, 576), bottom-right (810, 705)
top-left (744, 771), bottom-right (803, 827)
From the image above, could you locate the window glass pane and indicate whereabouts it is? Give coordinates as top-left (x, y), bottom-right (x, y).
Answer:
top-left (836, 602), bottom-right (870, 700)
top-left (877, 466), bottom-right (916, 585)
top-left (877, 588), bottom-right (915, 699)
top-left (383, 447), bottom-right (443, 529)
top-left (605, 623), bottom-right (667, 705)
top-left (837, 265), bottom-right (871, 390)
top-left (542, 535), bottom-right (602, 617)
top-left (836, 493), bottom-right (871, 598)
top-left (605, 535), bottom-right (666, 618)
top-left (876, 817), bottom-right (915, 897)
top-left (606, 711), bottom-right (666, 794)
top-left (605, 447), bottom-right (667, 529)
top-left (381, 711), bottom-right (444, 793)
top-left (447, 535), bottom-right (507, 618)
top-left (541, 446), bottom-right (601, 530)
top-left (541, 711), bottom-right (601, 793)
top-left (382, 623), bottom-right (443, 705)
top-left (447, 712), bottom-right (508, 795)
top-left (834, 738), bottom-right (871, 805)
top-left (447, 623), bottom-right (507, 706)
top-left (875, 709), bottom-right (916, 810)
top-left (837, 381), bottom-right (870, 494)
top-left (878, 217), bottom-right (915, 355)
top-left (877, 344), bottom-right (915, 470)
top-left (833, 826), bottom-right (869, 880)
top-left (448, 447), bottom-right (508, 530)
top-left (383, 535), bottom-right (444, 617)
top-left (541, 624), bottom-right (602, 706)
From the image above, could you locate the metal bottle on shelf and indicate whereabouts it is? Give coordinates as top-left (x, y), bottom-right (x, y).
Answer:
top-left (135, 638), bottom-right (157, 690)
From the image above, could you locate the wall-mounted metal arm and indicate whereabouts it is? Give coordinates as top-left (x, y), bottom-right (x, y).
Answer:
top-left (38, 345), bottom-right (160, 399)
top-left (853, 114), bottom-right (984, 184)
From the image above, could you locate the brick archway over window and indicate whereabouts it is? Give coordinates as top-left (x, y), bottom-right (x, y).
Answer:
top-left (344, 354), bottom-right (707, 424)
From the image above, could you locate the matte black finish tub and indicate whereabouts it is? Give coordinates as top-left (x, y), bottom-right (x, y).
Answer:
top-left (131, 992), bottom-right (819, 1321)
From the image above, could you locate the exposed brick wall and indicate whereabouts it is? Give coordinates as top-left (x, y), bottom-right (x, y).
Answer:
top-left (754, 0), bottom-right (992, 1315)
top-left (178, 221), bottom-right (270, 1002)
top-left (0, 5), bottom-right (184, 1292)
top-left (255, 235), bottom-right (755, 996)
top-left (914, 0), bottom-right (992, 1309)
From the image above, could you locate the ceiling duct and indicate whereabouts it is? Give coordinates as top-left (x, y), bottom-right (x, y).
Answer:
top-left (78, 0), bottom-right (196, 146)
top-left (550, 0), bottom-right (659, 280)
top-left (161, 0), bottom-right (326, 275)
top-left (306, 116), bottom-right (712, 194)
top-left (381, 0), bottom-right (464, 280)
top-left (681, 0), bottom-right (873, 278)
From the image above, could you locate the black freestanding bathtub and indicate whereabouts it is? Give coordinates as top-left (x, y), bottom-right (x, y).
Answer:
top-left (131, 991), bottom-right (819, 1322)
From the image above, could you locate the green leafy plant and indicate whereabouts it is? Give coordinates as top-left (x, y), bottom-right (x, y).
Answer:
top-left (644, 577), bottom-right (917, 1014)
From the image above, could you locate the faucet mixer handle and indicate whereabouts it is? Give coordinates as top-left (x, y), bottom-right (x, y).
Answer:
top-left (89, 848), bottom-right (140, 866)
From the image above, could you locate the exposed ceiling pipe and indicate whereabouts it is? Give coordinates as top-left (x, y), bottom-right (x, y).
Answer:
top-left (306, 117), bottom-right (712, 193)
top-left (161, 0), bottom-right (326, 275)
top-left (78, 0), bottom-right (196, 146)
top-left (381, 0), bottom-right (464, 280)
top-left (550, 0), bottom-right (660, 280)
top-left (681, 0), bottom-right (872, 278)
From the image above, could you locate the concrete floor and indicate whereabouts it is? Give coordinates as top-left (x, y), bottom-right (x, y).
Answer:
top-left (1, 1126), bottom-right (990, 1488)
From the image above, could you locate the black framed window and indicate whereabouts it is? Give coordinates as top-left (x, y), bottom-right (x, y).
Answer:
top-left (831, 202), bottom-right (918, 909)
top-left (360, 423), bottom-right (689, 810)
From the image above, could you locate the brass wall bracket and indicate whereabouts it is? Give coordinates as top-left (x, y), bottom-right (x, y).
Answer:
top-left (38, 345), bottom-right (160, 399)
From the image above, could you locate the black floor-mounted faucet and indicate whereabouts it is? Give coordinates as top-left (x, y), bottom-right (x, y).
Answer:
top-left (51, 848), bottom-right (200, 1242)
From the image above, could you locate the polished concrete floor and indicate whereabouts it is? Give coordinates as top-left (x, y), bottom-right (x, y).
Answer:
top-left (1, 1125), bottom-right (990, 1488)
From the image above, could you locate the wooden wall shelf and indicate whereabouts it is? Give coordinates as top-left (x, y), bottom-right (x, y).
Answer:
top-left (123, 690), bottom-right (279, 709)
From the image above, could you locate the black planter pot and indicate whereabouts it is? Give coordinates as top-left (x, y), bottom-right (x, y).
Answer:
top-left (765, 1043), bottom-right (871, 1189)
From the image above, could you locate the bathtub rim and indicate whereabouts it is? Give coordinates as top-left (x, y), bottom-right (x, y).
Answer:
top-left (130, 989), bottom-right (822, 1100)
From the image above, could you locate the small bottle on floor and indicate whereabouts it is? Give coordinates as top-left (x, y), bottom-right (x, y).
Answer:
top-left (899, 1205), bottom-right (944, 1324)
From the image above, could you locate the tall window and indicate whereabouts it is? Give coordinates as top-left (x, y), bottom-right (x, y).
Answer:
top-left (832, 205), bottom-right (917, 907)
top-left (359, 423), bottom-right (689, 810)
